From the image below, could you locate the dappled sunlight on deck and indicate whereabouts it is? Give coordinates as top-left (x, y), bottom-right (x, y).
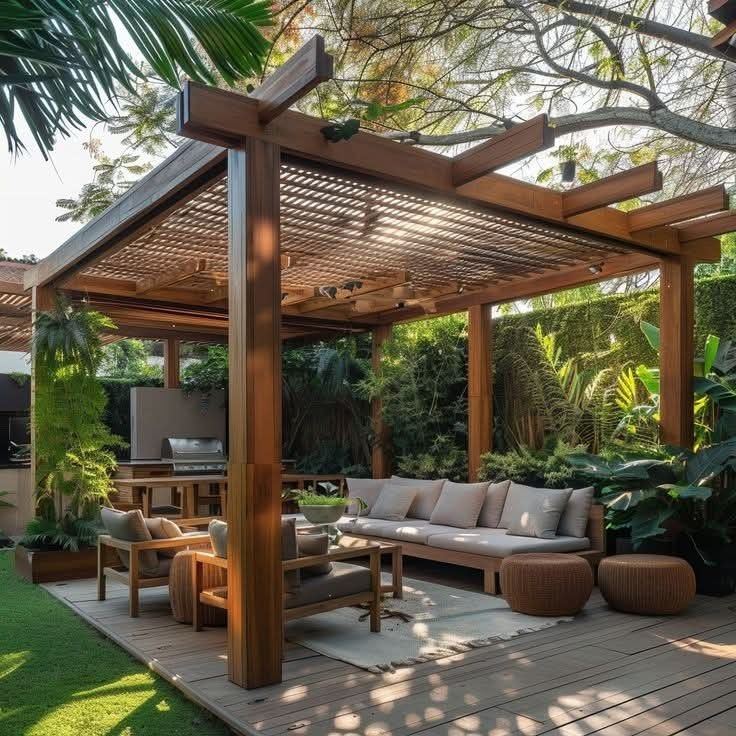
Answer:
top-left (43, 573), bottom-right (736, 736)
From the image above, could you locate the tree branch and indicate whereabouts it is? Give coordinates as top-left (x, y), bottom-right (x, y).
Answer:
top-left (540, 0), bottom-right (724, 60)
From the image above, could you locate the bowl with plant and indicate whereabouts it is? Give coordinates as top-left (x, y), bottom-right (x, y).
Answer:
top-left (296, 491), bottom-right (349, 525)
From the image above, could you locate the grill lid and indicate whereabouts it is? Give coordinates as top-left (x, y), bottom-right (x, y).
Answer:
top-left (161, 437), bottom-right (225, 461)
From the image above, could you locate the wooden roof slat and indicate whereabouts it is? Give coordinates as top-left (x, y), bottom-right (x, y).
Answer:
top-left (676, 211), bottom-right (736, 242)
top-left (136, 257), bottom-right (208, 294)
top-left (710, 0), bottom-right (736, 23)
top-left (561, 162), bottom-right (663, 217)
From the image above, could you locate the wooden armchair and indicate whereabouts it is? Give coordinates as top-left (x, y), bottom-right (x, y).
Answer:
top-left (192, 537), bottom-right (383, 634)
top-left (97, 532), bottom-right (211, 617)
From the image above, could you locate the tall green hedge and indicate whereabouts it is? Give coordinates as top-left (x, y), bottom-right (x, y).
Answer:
top-left (494, 273), bottom-right (736, 373)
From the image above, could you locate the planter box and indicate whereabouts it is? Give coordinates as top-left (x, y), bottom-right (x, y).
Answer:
top-left (14, 544), bottom-right (115, 584)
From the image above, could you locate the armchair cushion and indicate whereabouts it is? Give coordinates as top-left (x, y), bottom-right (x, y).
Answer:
top-left (297, 532), bottom-right (332, 576)
top-left (282, 517), bottom-right (300, 591)
top-left (100, 507), bottom-right (160, 576)
top-left (208, 519), bottom-right (228, 558)
top-left (284, 562), bottom-right (371, 609)
top-left (146, 517), bottom-right (184, 558)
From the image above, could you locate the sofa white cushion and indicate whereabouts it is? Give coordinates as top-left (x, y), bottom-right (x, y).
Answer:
top-left (558, 486), bottom-right (595, 538)
top-left (343, 518), bottom-right (465, 544)
top-left (426, 528), bottom-right (590, 558)
top-left (369, 483), bottom-right (417, 521)
top-left (345, 477), bottom-right (387, 514)
top-left (430, 480), bottom-right (489, 528)
top-left (390, 476), bottom-right (446, 519)
top-left (499, 483), bottom-right (572, 539)
top-left (477, 480), bottom-right (511, 528)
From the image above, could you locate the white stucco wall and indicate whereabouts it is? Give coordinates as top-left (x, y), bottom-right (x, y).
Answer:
top-left (0, 351), bottom-right (30, 374)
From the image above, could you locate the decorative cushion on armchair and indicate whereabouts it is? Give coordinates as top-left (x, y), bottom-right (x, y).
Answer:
top-left (100, 507), bottom-right (163, 577)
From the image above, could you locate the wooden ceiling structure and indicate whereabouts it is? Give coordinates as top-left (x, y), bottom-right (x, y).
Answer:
top-left (17, 36), bottom-right (735, 691)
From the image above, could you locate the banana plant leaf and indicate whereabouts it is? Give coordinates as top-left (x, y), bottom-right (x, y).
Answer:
top-left (640, 321), bottom-right (660, 352)
top-left (635, 365), bottom-right (660, 396)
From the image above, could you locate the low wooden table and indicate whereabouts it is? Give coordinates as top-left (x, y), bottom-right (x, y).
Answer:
top-left (339, 535), bottom-right (403, 599)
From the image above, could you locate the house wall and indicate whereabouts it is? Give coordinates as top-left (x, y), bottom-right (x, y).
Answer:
top-left (0, 467), bottom-right (33, 537)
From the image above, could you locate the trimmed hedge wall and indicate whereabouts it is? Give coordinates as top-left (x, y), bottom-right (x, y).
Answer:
top-left (493, 273), bottom-right (736, 372)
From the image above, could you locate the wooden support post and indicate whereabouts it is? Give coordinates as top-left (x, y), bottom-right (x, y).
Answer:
top-left (163, 338), bottom-right (180, 388)
top-left (30, 285), bottom-right (54, 498)
top-left (659, 257), bottom-right (694, 448)
top-left (227, 139), bottom-right (283, 688)
top-left (371, 324), bottom-right (392, 478)
top-left (468, 304), bottom-right (493, 481)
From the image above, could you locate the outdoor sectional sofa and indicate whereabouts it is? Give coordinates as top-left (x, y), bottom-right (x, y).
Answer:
top-left (335, 477), bottom-right (606, 594)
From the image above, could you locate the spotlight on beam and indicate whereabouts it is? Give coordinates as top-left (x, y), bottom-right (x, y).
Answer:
top-left (588, 263), bottom-right (603, 275)
top-left (319, 286), bottom-right (338, 299)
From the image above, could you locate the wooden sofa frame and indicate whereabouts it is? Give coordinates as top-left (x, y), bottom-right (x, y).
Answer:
top-left (346, 504), bottom-right (606, 595)
top-left (192, 538), bottom-right (383, 633)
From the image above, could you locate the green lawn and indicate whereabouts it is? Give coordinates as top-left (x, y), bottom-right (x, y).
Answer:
top-left (0, 551), bottom-right (229, 736)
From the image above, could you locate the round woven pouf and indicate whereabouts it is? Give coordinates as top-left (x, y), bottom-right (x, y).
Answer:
top-left (500, 553), bottom-right (594, 616)
top-left (169, 550), bottom-right (227, 626)
top-left (598, 554), bottom-right (695, 615)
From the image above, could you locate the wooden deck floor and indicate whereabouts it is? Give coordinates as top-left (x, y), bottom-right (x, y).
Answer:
top-left (43, 562), bottom-right (736, 736)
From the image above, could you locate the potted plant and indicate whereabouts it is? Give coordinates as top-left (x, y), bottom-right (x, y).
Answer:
top-left (568, 439), bottom-right (736, 595)
top-left (296, 491), bottom-right (349, 525)
top-left (16, 298), bottom-right (124, 583)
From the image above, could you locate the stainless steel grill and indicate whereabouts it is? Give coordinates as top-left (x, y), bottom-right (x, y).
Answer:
top-left (161, 437), bottom-right (226, 476)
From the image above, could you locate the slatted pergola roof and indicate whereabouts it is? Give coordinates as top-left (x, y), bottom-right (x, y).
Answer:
top-left (0, 261), bottom-right (32, 352)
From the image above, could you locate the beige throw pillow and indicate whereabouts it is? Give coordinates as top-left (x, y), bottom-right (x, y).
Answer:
top-left (368, 484), bottom-right (417, 521)
top-left (501, 483), bottom-right (572, 539)
top-left (558, 486), bottom-right (595, 538)
top-left (429, 481), bottom-right (489, 528)
top-left (146, 516), bottom-right (184, 558)
top-left (390, 476), bottom-right (446, 519)
top-left (477, 480), bottom-right (511, 528)
top-left (297, 532), bottom-right (332, 576)
top-left (208, 519), bottom-right (228, 558)
top-left (346, 477), bottom-right (387, 515)
top-left (100, 507), bottom-right (159, 576)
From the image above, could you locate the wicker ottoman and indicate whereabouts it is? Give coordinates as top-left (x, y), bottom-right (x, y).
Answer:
top-left (598, 554), bottom-right (695, 615)
top-left (500, 553), bottom-right (593, 616)
top-left (169, 549), bottom-right (227, 626)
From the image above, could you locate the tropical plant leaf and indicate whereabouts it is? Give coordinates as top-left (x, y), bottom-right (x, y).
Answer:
top-left (639, 320), bottom-right (660, 352)
top-left (703, 334), bottom-right (720, 376)
top-left (684, 437), bottom-right (736, 485)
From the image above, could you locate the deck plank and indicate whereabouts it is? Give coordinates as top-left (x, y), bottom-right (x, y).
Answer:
top-left (42, 569), bottom-right (736, 736)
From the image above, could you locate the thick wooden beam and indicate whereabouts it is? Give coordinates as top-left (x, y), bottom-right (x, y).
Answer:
top-left (451, 116), bottom-right (554, 186)
top-left (0, 280), bottom-right (26, 295)
top-left (659, 257), bottom-right (695, 448)
top-left (136, 258), bottom-right (207, 294)
top-left (251, 35), bottom-right (333, 124)
top-left (371, 324), bottom-right (392, 478)
top-left (710, 0), bottom-right (736, 24)
top-left (163, 338), bottom-right (180, 388)
top-left (0, 303), bottom-right (30, 317)
top-left (25, 141), bottom-right (226, 289)
top-left (675, 211), bottom-right (736, 242)
top-left (628, 185), bottom-right (729, 232)
top-left (680, 237), bottom-right (722, 263)
top-left (711, 18), bottom-right (736, 58)
top-left (227, 140), bottom-right (283, 688)
top-left (467, 304), bottom-right (492, 482)
top-left (561, 163), bottom-right (662, 217)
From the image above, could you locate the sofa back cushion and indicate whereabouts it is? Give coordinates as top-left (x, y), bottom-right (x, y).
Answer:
top-left (346, 477), bottom-right (386, 515)
top-left (100, 507), bottom-right (159, 575)
top-left (209, 519), bottom-right (228, 558)
top-left (369, 484), bottom-right (417, 521)
top-left (500, 483), bottom-right (572, 539)
top-left (477, 480), bottom-right (511, 528)
top-left (281, 517), bottom-right (300, 591)
top-left (390, 476), bottom-right (446, 519)
top-left (429, 481), bottom-right (489, 528)
top-left (558, 486), bottom-right (595, 538)
top-left (297, 531), bottom-right (332, 576)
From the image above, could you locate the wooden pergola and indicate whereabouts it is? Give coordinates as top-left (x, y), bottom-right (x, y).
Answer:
top-left (14, 37), bottom-right (735, 689)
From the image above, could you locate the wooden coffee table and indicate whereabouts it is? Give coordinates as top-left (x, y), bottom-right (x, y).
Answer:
top-left (338, 535), bottom-right (403, 599)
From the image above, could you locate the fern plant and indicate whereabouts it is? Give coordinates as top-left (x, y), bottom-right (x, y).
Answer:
top-left (22, 297), bottom-right (125, 551)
